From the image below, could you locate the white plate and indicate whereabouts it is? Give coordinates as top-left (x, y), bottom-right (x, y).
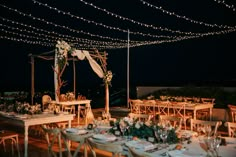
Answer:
top-left (168, 149), bottom-right (204, 157)
top-left (125, 140), bottom-right (154, 150)
top-left (65, 128), bottom-right (88, 134)
top-left (178, 130), bottom-right (198, 137)
top-left (92, 134), bottom-right (116, 141)
top-left (15, 114), bottom-right (28, 119)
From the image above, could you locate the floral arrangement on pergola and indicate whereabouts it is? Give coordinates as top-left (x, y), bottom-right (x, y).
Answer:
top-left (54, 40), bottom-right (112, 114)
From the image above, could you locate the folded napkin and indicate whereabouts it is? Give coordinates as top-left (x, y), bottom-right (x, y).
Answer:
top-left (125, 140), bottom-right (154, 151)
top-left (168, 149), bottom-right (204, 157)
top-left (93, 134), bottom-right (116, 141)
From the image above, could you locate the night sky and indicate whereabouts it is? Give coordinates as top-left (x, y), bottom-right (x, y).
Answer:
top-left (1, 0), bottom-right (236, 93)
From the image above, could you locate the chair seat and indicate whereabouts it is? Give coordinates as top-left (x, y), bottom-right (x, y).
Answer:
top-left (0, 130), bottom-right (20, 157)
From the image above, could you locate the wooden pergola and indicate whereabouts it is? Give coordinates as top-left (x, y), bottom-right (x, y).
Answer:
top-left (28, 49), bottom-right (109, 111)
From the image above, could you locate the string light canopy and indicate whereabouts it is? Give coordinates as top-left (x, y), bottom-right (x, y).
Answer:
top-left (0, 0), bottom-right (235, 50)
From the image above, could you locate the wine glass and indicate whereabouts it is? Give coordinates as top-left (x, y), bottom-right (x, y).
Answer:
top-left (160, 129), bottom-right (168, 145)
top-left (154, 129), bottom-right (161, 143)
top-left (119, 124), bottom-right (126, 136)
top-left (213, 135), bottom-right (222, 157)
top-left (16, 106), bottom-right (21, 114)
top-left (205, 125), bottom-right (212, 138)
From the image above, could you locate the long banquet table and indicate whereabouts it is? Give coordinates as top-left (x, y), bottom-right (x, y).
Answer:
top-left (51, 100), bottom-right (91, 124)
top-left (130, 100), bottom-right (214, 121)
top-left (128, 136), bottom-right (236, 157)
top-left (0, 111), bottom-right (74, 157)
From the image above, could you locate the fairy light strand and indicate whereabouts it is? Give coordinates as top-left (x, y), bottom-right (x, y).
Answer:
top-left (78, 0), bottom-right (236, 35)
top-left (0, 4), bottom-right (129, 42)
top-left (212, 0), bottom-right (235, 11)
top-left (32, 0), bottom-right (178, 39)
top-left (140, 0), bottom-right (235, 29)
top-left (0, 17), bottom-right (168, 46)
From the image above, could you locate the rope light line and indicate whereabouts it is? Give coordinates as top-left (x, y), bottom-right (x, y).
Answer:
top-left (1, 2), bottom-right (234, 47)
top-left (1, 26), bottom-right (235, 50)
top-left (0, 3), bottom-right (235, 49)
top-left (0, 17), bottom-right (166, 47)
top-left (212, 0), bottom-right (235, 11)
top-left (0, 23), bottom-right (144, 49)
top-left (1, 14), bottom-right (235, 49)
top-left (0, 3), bottom-right (129, 42)
top-left (140, 0), bottom-right (235, 29)
top-left (78, 0), bottom-right (236, 35)
top-left (1, 18), bottom-right (235, 50)
top-left (0, 22), bottom-right (133, 47)
top-left (0, 35), bottom-right (54, 47)
top-left (32, 0), bottom-right (184, 39)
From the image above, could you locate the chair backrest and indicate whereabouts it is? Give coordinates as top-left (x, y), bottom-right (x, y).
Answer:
top-left (59, 94), bottom-right (67, 102)
top-left (127, 146), bottom-right (147, 157)
top-left (228, 104), bottom-right (236, 122)
top-left (61, 130), bottom-right (93, 157)
top-left (224, 122), bottom-right (236, 137)
top-left (159, 115), bottom-right (182, 131)
top-left (41, 124), bottom-right (63, 157)
top-left (128, 113), bottom-right (151, 122)
top-left (201, 98), bottom-right (215, 103)
top-left (129, 99), bottom-right (144, 114)
top-left (87, 138), bottom-right (123, 157)
top-left (190, 119), bottom-right (222, 136)
top-left (42, 95), bottom-right (52, 111)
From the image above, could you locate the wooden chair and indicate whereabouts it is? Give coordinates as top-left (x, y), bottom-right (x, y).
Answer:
top-left (0, 130), bottom-right (20, 157)
top-left (169, 102), bottom-right (191, 130)
top-left (224, 122), bottom-right (236, 137)
top-left (61, 130), bottom-right (93, 157)
top-left (42, 95), bottom-right (53, 111)
top-left (159, 115), bottom-right (182, 131)
top-left (143, 100), bottom-right (157, 114)
top-left (190, 119), bottom-right (222, 136)
top-left (60, 94), bottom-right (75, 114)
top-left (156, 100), bottom-right (170, 116)
top-left (41, 124), bottom-right (65, 157)
top-left (228, 104), bottom-right (236, 122)
top-left (129, 99), bottom-right (143, 114)
top-left (127, 146), bottom-right (148, 157)
top-left (87, 137), bottom-right (124, 157)
top-left (196, 98), bottom-right (215, 120)
top-left (128, 113), bottom-right (151, 122)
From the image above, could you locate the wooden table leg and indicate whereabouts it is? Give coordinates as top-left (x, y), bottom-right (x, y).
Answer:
top-left (24, 125), bottom-right (29, 157)
top-left (210, 107), bottom-right (212, 121)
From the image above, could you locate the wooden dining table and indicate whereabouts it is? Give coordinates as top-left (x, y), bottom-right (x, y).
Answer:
top-left (51, 100), bottom-right (91, 124)
top-left (0, 111), bottom-right (74, 157)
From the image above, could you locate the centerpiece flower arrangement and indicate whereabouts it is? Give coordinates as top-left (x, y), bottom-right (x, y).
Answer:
top-left (14, 101), bottom-right (42, 115)
top-left (55, 40), bottom-right (74, 68)
top-left (65, 92), bottom-right (75, 101)
top-left (109, 116), bottom-right (179, 144)
top-left (103, 70), bottom-right (113, 86)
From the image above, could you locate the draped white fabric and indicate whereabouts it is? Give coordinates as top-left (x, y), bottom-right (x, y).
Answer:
top-left (72, 50), bottom-right (104, 78)
top-left (55, 49), bottom-right (105, 100)
top-left (71, 50), bottom-right (86, 60)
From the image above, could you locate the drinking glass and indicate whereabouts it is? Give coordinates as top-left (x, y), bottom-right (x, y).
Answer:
top-left (205, 125), bottom-right (212, 138)
top-left (154, 129), bottom-right (161, 143)
top-left (213, 135), bottom-right (221, 157)
top-left (119, 124), bottom-right (126, 136)
top-left (160, 129), bottom-right (168, 145)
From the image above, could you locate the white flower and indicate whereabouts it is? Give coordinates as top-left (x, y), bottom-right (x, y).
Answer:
top-left (135, 121), bottom-right (141, 129)
top-left (145, 120), bottom-right (152, 127)
top-left (103, 70), bottom-right (113, 85)
top-left (56, 40), bottom-right (71, 61)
